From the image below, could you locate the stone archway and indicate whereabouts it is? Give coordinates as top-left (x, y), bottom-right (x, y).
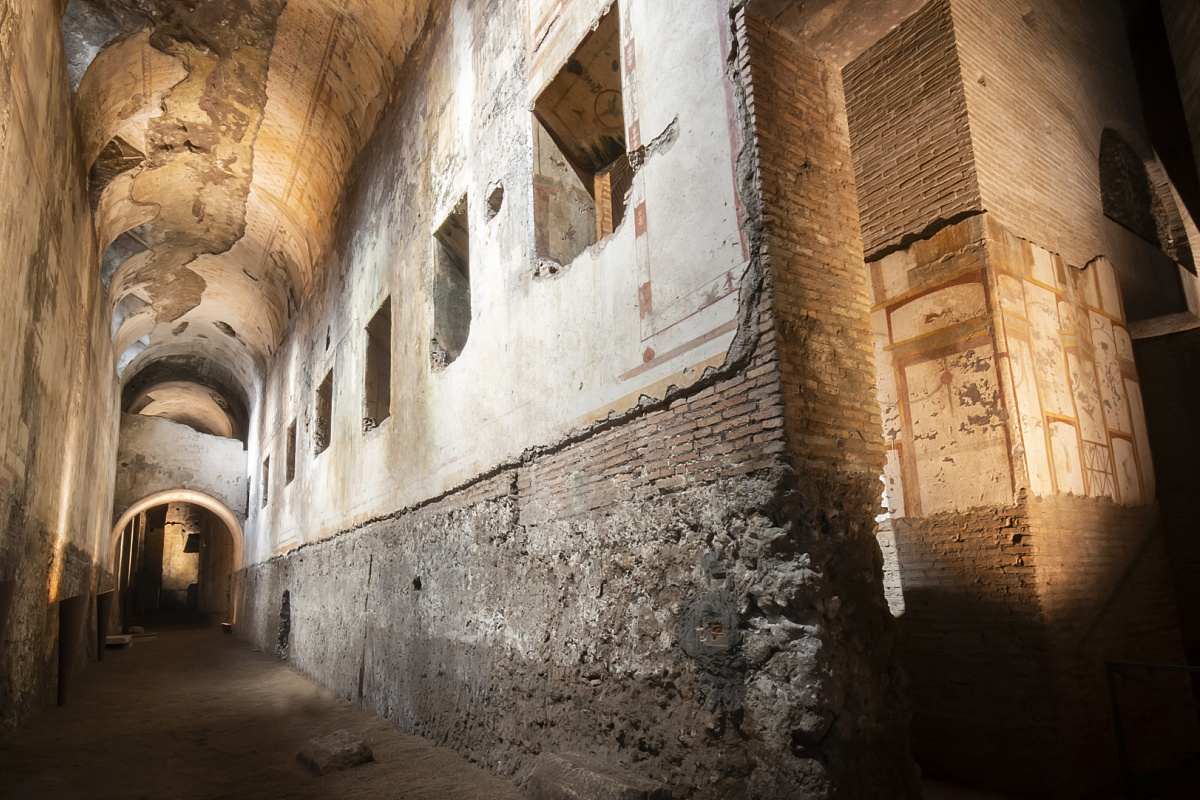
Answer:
top-left (110, 489), bottom-right (244, 624)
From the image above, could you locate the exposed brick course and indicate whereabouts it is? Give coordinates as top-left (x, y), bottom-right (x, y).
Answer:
top-left (843, 0), bottom-right (981, 258)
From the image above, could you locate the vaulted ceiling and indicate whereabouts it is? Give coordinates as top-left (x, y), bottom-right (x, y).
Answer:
top-left (63, 0), bottom-right (430, 408)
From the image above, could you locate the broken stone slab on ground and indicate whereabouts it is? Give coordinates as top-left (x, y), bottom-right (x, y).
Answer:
top-left (296, 729), bottom-right (374, 775)
top-left (526, 753), bottom-right (671, 800)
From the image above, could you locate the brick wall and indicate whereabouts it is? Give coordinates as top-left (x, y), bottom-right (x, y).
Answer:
top-left (895, 491), bottom-right (1195, 796)
top-left (518, 314), bottom-right (786, 526)
top-left (952, 0), bottom-right (1151, 270)
top-left (843, 0), bottom-right (981, 258)
top-left (1132, 328), bottom-right (1200, 671)
top-left (1030, 493), bottom-right (1197, 790)
top-left (892, 501), bottom-right (1054, 793)
top-left (239, 299), bottom-right (920, 797)
top-left (743, 11), bottom-right (919, 797)
top-left (747, 10), bottom-right (886, 501)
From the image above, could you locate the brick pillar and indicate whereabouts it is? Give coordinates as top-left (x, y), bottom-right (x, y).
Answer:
top-left (742, 10), bottom-right (919, 799)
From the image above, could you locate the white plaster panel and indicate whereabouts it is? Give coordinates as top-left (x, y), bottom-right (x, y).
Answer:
top-left (1024, 281), bottom-right (1073, 417)
top-left (1030, 244), bottom-right (1057, 288)
top-left (1049, 420), bottom-right (1085, 495)
top-left (1082, 266), bottom-right (1101, 310)
top-left (904, 345), bottom-right (1012, 514)
top-left (1009, 338), bottom-right (1053, 496)
top-left (1090, 310), bottom-right (1132, 434)
top-left (882, 449), bottom-right (905, 518)
top-left (1125, 379), bottom-right (1155, 501)
top-left (1114, 323), bottom-right (1134, 362)
top-left (1068, 351), bottom-right (1107, 445)
top-left (633, 0), bottom-right (745, 336)
top-left (1094, 257), bottom-right (1124, 319)
top-left (878, 249), bottom-right (913, 301)
top-left (1112, 436), bottom-right (1142, 506)
top-left (1082, 440), bottom-right (1117, 500)
top-left (889, 282), bottom-right (986, 343)
top-left (998, 274), bottom-right (1026, 314)
top-left (1057, 299), bottom-right (1076, 333)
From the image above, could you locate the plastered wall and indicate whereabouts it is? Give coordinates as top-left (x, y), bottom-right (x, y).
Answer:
top-left (236, 0), bottom-right (919, 796)
top-left (0, 0), bottom-right (120, 724)
top-left (250, 0), bottom-right (749, 560)
top-left (113, 413), bottom-right (249, 523)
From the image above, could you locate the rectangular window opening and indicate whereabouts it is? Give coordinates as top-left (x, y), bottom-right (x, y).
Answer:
top-left (314, 368), bottom-right (333, 455)
top-left (261, 456), bottom-right (270, 508)
top-left (285, 419), bottom-right (296, 484)
top-left (533, 3), bottom-right (628, 269)
top-left (431, 196), bottom-right (470, 369)
top-left (364, 297), bottom-right (392, 430)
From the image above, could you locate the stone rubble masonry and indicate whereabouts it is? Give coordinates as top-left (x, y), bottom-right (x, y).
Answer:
top-left (239, 292), bottom-right (913, 799)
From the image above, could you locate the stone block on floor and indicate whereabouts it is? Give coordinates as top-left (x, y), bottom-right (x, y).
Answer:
top-left (296, 728), bottom-right (374, 775)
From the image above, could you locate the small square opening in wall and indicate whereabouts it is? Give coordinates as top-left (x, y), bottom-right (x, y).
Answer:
top-left (285, 419), bottom-right (296, 484)
top-left (431, 195), bottom-right (470, 368)
top-left (261, 456), bottom-right (270, 508)
top-left (364, 297), bottom-right (392, 430)
top-left (533, 3), bottom-right (629, 268)
top-left (314, 368), bottom-right (333, 455)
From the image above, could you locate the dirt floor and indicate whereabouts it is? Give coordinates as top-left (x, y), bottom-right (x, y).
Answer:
top-left (0, 621), bottom-right (529, 800)
top-left (5, 619), bottom-right (1190, 799)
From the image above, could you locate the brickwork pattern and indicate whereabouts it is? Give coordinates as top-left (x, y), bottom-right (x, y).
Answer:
top-left (843, 0), bottom-right (981, 258)
top-left (518, 301), bottom-right (787, 526)
top-left (894, 488), bottom-right (1195, 796)
top-left (743, 13), bottom-right (919, 798)
top-left (746, 13), bottom-right (886, 498)
top-left (1029, 493), bottom-right (1197, 791)
top-left (1131, 329), bottom-right (1200, 670)
top-left (952, 0), bottom-right (1152, 271)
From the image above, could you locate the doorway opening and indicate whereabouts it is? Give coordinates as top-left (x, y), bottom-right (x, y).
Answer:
top-left (111, 500), bottom-right (236, 632)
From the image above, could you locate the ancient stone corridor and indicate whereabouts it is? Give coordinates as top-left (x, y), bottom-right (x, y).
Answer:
top-left (3, 0), bottom-right (1200, 798)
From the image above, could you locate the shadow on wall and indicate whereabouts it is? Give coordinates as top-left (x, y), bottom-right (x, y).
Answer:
top-left (893, 496), bottom-right (1198, 799)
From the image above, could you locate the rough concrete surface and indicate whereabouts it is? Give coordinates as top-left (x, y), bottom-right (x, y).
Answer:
top-left (526, 752), bottom-right (670, 800)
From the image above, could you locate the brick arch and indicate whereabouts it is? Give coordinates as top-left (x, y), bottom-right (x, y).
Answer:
top-left (110, 489), bottom-right (244, 624)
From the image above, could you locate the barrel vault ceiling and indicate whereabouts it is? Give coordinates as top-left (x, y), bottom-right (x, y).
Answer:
top-left (63, 0), bottom-right (431, 400)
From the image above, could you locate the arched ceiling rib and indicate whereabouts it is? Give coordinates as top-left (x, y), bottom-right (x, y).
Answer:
top-left (121, 352), bottom-right (253, 444)
top-left (66, 0), bottom-right (431, 392)
top-left (128, 381), bottom-right (239, 439)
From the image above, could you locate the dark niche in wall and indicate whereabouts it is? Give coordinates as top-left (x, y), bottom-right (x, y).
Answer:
top-left (364, 297), bottom-right (392, 430)
top-left (285, 419), bottom-right (297, 484)
top-left (431, 196), bottom-right (471, 369)
top-left (314, 368), bottom-right (333, 455)
top-left (532, 3), bottom-right (630, 271)
top-left (1100, 127), bottom-right (1170, 250)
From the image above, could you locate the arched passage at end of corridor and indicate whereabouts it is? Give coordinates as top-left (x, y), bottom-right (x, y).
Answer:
top-left (110, 490), bottom-right (244, 625)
